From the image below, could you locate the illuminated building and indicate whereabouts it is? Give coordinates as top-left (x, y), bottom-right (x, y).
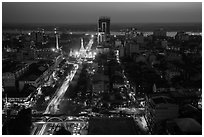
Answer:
top-left (97, 16), bottom-right (110, 44)
top-left (79, 38), bottom-right (86, 58)
top-left (54, 28), bottom-right (59, 50)
top-left (34, 48), bottom-right (60, 60)
top-left (18, 61), bottom-right (54, 91)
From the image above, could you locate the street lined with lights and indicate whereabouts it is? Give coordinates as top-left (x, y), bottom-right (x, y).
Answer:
top-left (37, 63), bottom-right (79, 135)
top-left (36, 35), bottom-right (97, 135)
top-left (35, 34), bottom-right (148, 135)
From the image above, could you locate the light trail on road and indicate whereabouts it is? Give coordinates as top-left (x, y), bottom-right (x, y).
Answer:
top-left (37, 63), bottom-right (79, 135)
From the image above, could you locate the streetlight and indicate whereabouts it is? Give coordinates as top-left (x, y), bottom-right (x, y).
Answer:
top-left (51, 48), bottom-right (56, 52)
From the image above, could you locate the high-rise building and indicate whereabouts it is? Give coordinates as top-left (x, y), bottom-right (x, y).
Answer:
top-left (54, 28), bottom-right (59, 50)
top-left (97, 16), bottom-right (110, 44)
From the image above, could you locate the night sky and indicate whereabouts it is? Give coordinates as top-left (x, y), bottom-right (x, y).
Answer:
top-left (2, 2), bottom-right (202, 24)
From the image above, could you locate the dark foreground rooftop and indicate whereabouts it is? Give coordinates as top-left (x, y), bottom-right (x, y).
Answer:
top-left (88, 117), bottom-right (138, 135)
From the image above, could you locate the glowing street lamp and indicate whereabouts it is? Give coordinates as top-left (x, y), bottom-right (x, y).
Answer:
top-left (51, 48), bottom-right (55, 52)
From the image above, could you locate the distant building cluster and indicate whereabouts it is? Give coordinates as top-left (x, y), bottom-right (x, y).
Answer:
top-left (2, 16), bottom-right (202, 135)
top-left (93, 17), bottom-right (201, 134)
top-left (3, 60), bottom-right (55, 92)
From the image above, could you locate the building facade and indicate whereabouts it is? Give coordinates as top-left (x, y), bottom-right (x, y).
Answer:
top-left (97, 16), bottom-right (110, 44)
top-left (2, 62), bottom-right (30, 88)
top-left (145, 95), bottom-right (179, 131)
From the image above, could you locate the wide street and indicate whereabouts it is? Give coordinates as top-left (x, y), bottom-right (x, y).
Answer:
top-left (34, 63), bottom-right (79, 135)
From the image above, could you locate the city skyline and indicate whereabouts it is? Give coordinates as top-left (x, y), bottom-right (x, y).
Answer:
top-left (2, 2), bottom-right (202, 24)
top-left (2, 2), bottom-right (202, 135)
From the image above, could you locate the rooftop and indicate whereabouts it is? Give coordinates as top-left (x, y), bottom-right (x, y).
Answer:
top-left (93, 73), bottom-right (109, 82)
top-left (3, 85), bottom-right (33, 98)
top-left (151, 96), bottom-right (175, 104)
top-left (88, 117), bottom-right (138, 135)
top-left (19, 62), bottom-right (49, 81)
top-left (99, 16), bottom-right (110, 20)
top-left (2, 60), bottom-right (28, 73)
top-left (167, 118), bottom-right (202, 135)
top-left (170, 90), bottom-right (199, 98)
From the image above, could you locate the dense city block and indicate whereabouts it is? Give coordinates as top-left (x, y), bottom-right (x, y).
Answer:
top-left (2, 2), bottom-right (202, 135)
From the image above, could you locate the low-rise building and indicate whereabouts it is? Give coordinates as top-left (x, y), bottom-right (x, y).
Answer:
top-left (134, 54), bottom-right (147, 63)
top-left (166, 52), bottom-right (182, 61)
top-left (161, 40), bottom-right (168, 49)
top-left (153, 28), bottom-right (167, 38)
top-left (17, 49), bottom-right (35, 61)
top-left (92, 73), bottom-right (109, 93)
top-left (115, 39), bottom-right (122, 48)
top-left (175, 32), bottom-right (189, 41)
top-left (34, 48), bottom-right (61, 60)
top-left (119, 46), bottom-right (125, 58)
top-left (96, 45), bottom-right (110, 54)
top-left (169, 89), bottom-right (200, 107)
top-left (135, 33), bottom-right (144, 44)
top-left (88, 117), bottom-right (138, 135)
top-left (18, 61), bottom-right (53, 91)
top-left (112, 72), bottom-right (125, 89)
top-left (2, 61), bottom-right (30, 88)
top-left (145, 95), bottom-right (179, 131)
top-left (165, 69), bottom-right (181, 81)
top-left (166, 118), bottom-right (202, 135)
